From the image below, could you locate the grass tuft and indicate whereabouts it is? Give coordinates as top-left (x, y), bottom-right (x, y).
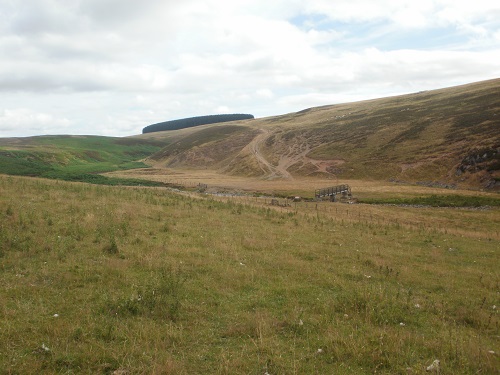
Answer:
top-left (103, 237), bottom-right (119, 255)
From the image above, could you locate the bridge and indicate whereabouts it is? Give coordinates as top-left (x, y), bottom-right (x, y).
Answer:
top-left (315, 184), bottom-right (352, 201)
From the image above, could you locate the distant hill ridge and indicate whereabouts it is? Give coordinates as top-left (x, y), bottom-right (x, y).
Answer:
top-left (1, 79), bottom-right (499, 190)
top-left (142, 113), bottom-right (255, 134)
top-left (143, 78), bottom-right (500, 189)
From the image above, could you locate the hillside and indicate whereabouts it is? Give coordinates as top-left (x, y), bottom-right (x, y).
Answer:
top-left (1, 79), bottom-right (498, 190)
top-left (140, 79), bottom-right (500, 189)
top-left (0, 135), bottom-right (169, 185)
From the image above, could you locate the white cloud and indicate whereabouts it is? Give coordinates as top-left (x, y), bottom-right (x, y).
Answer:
top-left (256, 89), bottom-right (274, 99)
top-left (216, 105), bottom-right (230, 113)
top-left (0, 108), bottom-right (72, 136)
top-left (0, 0), bottom-right (499, 137)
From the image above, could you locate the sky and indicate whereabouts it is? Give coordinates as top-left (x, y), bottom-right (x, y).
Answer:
top-left (0, 0), bottom-right (499, 138)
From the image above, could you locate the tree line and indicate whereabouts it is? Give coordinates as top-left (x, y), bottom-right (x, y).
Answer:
top-left (142, 114), bottom-right (255, 134)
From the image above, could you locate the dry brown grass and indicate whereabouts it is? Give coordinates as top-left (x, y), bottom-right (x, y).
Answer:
top-left (107, 167), bottom-right (498, 196)
top-left (106, 166), bottom-right (500, 243)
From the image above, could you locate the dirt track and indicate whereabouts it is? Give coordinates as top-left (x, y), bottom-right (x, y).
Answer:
top-left (246, 127), bottom-right (342, 180)
top-left (247, 128), bottom-right (291, 179)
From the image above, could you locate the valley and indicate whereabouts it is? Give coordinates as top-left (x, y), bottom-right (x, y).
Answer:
top-left (0, 79), bottom-right (499, 374)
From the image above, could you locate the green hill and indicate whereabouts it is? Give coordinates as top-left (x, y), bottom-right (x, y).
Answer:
top-left (0, 135), bottom-right (168, 186)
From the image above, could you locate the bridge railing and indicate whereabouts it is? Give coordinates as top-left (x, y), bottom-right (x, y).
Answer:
top-left (315, 184), bottom-right (351, 199)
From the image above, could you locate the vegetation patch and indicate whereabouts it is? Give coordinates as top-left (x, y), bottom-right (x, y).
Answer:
top-left (40, 171), bottom-right (166, 186)
top-left (142, 113), bottom-right (254, 133)
top-left (359, 194), bottom-right (500, 207)
top-left (0, 150), bottom-right (54, 176)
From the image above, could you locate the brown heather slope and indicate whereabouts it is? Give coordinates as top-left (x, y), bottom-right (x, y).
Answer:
top-left (137, 78), bottom-right (500, 189)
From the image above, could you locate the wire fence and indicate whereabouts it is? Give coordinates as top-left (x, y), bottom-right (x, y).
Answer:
top-left (158, 180), bottom-right (499, 241)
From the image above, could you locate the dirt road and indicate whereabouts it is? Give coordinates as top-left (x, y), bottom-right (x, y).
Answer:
top-left (248, 128), bottom-right (292, 179)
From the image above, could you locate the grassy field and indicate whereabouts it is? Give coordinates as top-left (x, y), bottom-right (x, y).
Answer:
top-left (1, 175), bottom-right (498, 374)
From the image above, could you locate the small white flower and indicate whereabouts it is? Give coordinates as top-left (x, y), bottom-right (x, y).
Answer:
top-left (41, 343), bottom-right (50, 352)
top-left (399, 322), bottom-right (406, 326)
top-left (414, 304), bottom-right (421, 308)
top-left (426, 359), bottom-right (440, 372)
top-left (317, 348), bottom-right (323, 354)
top-left (53, 314), bottom-right (59, 318)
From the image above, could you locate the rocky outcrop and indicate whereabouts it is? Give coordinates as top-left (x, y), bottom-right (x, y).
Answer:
top-left (455, 145), bottom-right (500, 189)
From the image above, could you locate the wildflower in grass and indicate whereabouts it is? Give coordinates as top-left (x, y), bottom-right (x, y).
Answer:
top-left (53, 313), bottom-right (59, 317)
top-left (426, 359), bottom-right (440, 372)
top-left (41, 343), bottom-right (50, 352)
top-left (399, 322), bottom-right (406, 326)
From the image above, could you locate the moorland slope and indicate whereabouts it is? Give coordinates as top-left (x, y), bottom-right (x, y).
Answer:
top-left (140, 79), bottom-right (500, 189)
top-left (1, 79), bottom-right (498, 190)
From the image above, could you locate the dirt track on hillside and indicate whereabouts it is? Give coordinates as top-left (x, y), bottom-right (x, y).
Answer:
top-left (247, 128), bottom-right (343, 179)
top-left (248, 128), bottom-right (292, 179)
